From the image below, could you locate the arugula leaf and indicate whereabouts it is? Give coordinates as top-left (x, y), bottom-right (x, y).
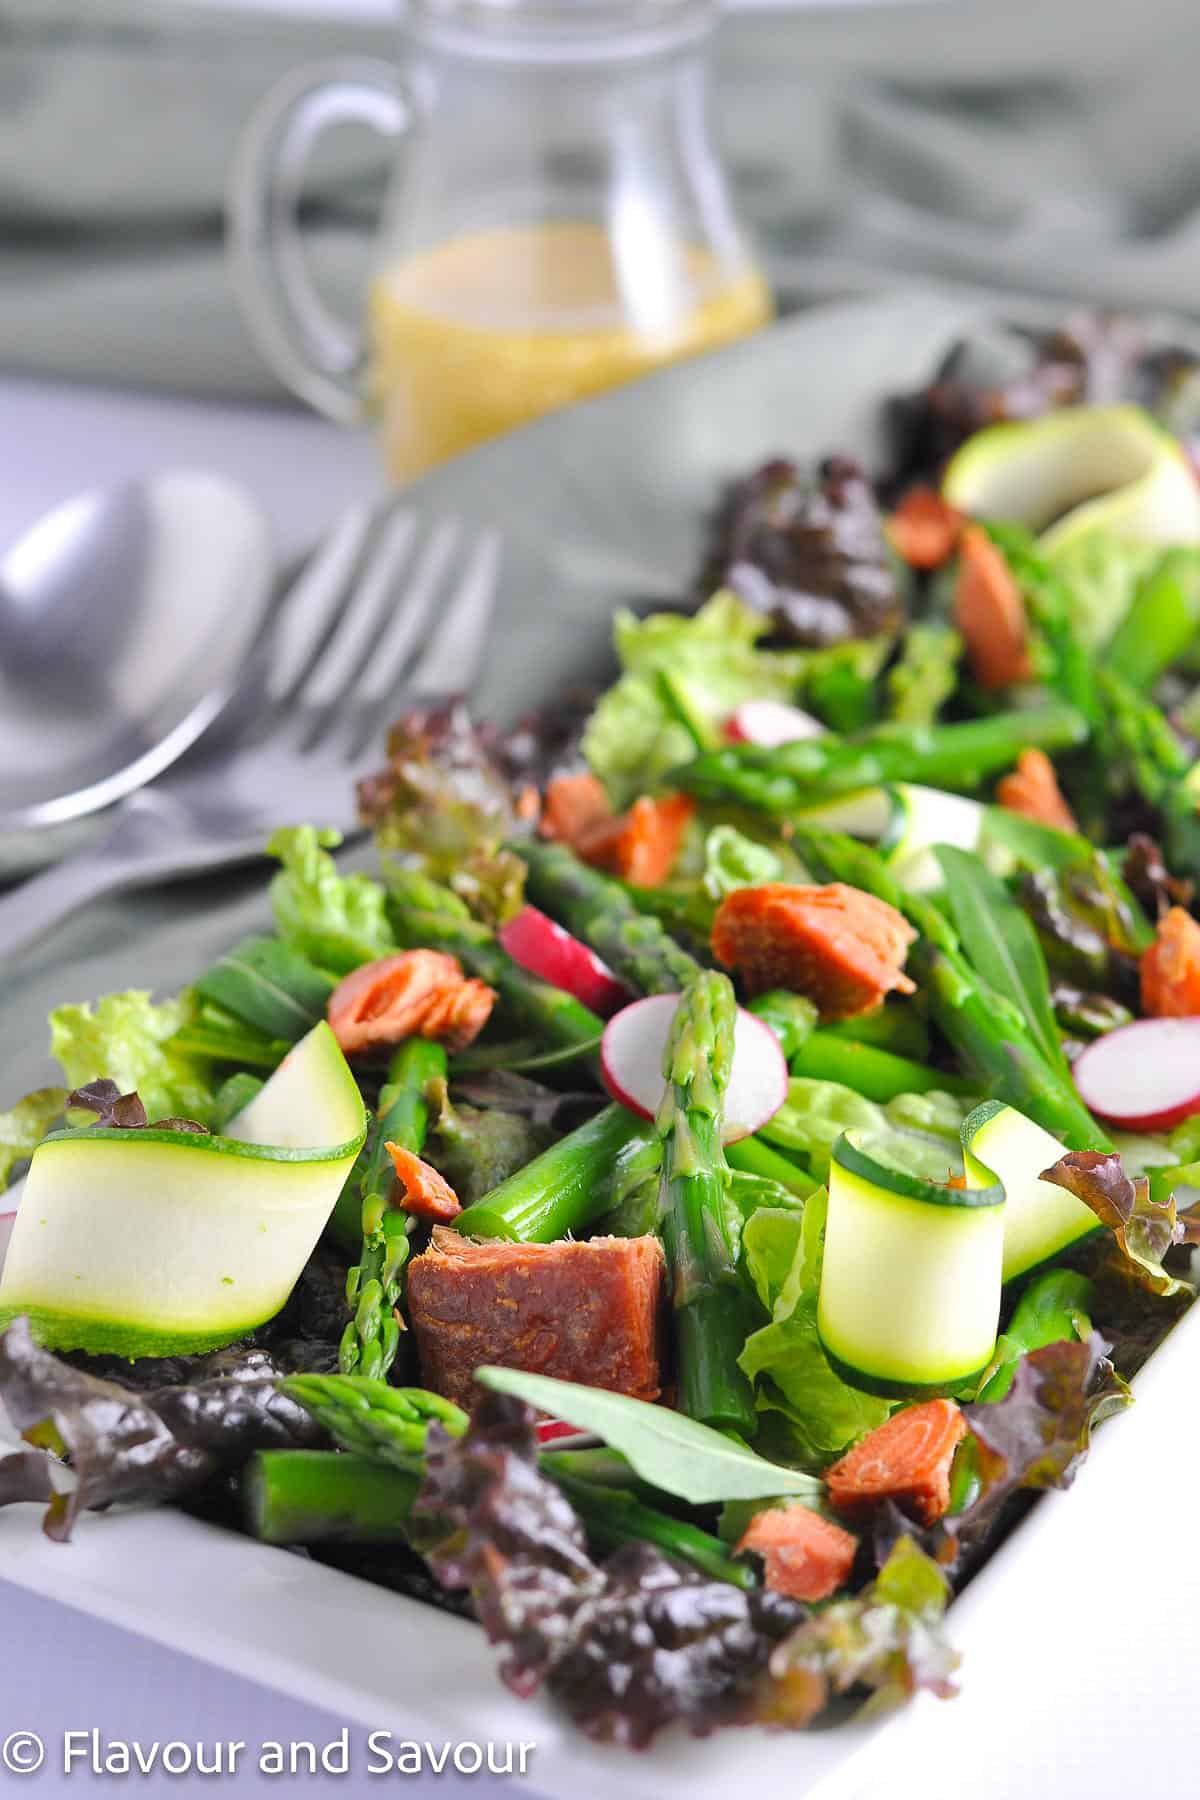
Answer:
top-left (474, 1366), bottom-right (823, 1505)
top-left (936, 845), bottom-right (1069, 1079)
top-left (266, 826), bottom-right (395, 974)
top-left (1040, 1149), bottom-right (1190, 1298)
top-left (752, 1536), bottom-right (958, 1728)
top-left (50, 991), bottom-right (215, 1127)
top-left (0, 1089), bottom-right (66, 1189)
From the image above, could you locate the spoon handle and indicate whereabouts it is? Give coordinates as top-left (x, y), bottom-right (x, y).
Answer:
top-left (0, 794), bottom-right (260, 966)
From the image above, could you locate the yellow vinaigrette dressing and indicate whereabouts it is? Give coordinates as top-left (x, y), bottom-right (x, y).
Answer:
top-left (367, 223), bottom-right (772, 482)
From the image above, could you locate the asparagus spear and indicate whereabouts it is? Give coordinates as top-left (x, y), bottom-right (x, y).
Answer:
top-left (389, 903), bottom-right (604, 1065)
top-left (244, 1450), bottom-right (419, 1544)
top-left (792, 826), bottom-right (1111, 1151)
top-left (456, 1104), bottom-right (655, 1243)
top-left (673, 702), bottom-right (1088, 815)
top-left (512, 838), bottom-right (703, 994)
top-left (1095, 669), bottom-right (1200, 878)
top-left (282, 1377), bottom-right (468, 1469)
top-left (725, 1135), bottom-right (818, 1197)
top-left (338, 1039), bottom-right (447, 1380)
top-left (275, 1376), bottom-right (752, 1587)
top-left (789, 1031), bottom-right (972, 1103)
top-left (657, 973), bottom-right (757, 1435)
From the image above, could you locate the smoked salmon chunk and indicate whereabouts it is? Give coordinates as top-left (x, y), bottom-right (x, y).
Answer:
top-left (406, 1228), bottom-right (667, 1409)
top-left (735, 1505), bottom-right (858, 1603)
top-left (1141, 905), bottom-right (1200, 1018)
top-left (540, 772), bottom-right (613, 845)
top-left (327, 950), bottom-right (495, 1056)
top-left (711, 882), bottom-right (916, 1019)
top-left (953, 524), bottom-right (1033, 690)
top-left (823, 1399), bottom-right (967, 1527)
top-left (995, 748), bottom-right (1078, 833)
top-left (888, 488), bottom-right (963, 570)
top-left (384, 1144), bottom-right (462, 1223)
top-left (576, 792), bottom-right (695, 888)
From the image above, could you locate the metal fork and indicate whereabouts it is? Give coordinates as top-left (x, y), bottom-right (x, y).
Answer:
top-left (0, 506), bottom-right (501, 963)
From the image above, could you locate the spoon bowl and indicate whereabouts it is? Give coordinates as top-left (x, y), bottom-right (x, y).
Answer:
top-left (0, 472), bottom-right (273, 849)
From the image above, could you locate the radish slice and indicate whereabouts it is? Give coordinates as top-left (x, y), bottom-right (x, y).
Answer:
top-left (0, 1178), bottom-right (22, 1277)
top-left (725, 699), bottom-right (824, 747)
top-left (499, 906), bottom-right (632, 1018)
top-left (1073, 1017), bottom-right (1200, 1130)
top-left (535, 1418), bottom-right (601, 1448)
top-left (600, 993), bottom-right (788, 1142)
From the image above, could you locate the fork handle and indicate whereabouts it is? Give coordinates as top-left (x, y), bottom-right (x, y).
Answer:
top-left (0, 793), bottom-right (251, 966)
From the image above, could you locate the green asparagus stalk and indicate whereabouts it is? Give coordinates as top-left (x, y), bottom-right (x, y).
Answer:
top-left (657, 973), bottom-right (757, 1435)
top-left (512, 838), bottom-right (703, 994)
top-left (550, 1469), bottom-right (755, 1589)
top-left (673, 702), bottom-right (1089, 815)
top-left (725, 1135), bottom-right (818, 1197)
top-left (456, 1104), bottom-right (655, 1242)
top-left (211, 1071), bottom-right (264, 1133)
top-left (792, 825), bottom-right (1110, 1151)
top-left (1103, 550), bottom-right (1200, 693)
top-left (788, 1031), bottom-right (972, 1103)
top-left (244, 1450), bottom-right (419, 1544)
top-left (338, 1038), bottom-right (447, 1380)
top-left (282, 1376), bottom-right (468, 1469)
top-left (1095, 668), bottom-right (1200, 878)
top-left (276, 1376), bottom-right (752, 1587)
top-left (745, 990), bottom-right (817, 1059)
top-left (389, 903), bottom-right (604, 1065)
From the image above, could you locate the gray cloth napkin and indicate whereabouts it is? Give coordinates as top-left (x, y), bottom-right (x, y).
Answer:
top-left (1, 0), bottom-right (1198, 402)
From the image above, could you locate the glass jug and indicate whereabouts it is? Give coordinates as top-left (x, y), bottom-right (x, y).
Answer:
top-left (228, 0), bottom-right (771, 482)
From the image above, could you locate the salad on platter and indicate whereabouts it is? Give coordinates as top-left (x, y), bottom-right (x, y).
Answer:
top-left (4, 314), bottom-right (1200, 1748)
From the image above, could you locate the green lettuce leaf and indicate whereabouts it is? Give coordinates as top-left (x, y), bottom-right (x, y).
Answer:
top-left (0, 1089), bottom-right (67, 1188)
top-left (267, 826), bottom-right (396, 974)
top-left (49, 992), bottom-right (215, 1127)
top-left (1046, 531), bottom-right (1159, 650)
top-left (758, 1077), bottom-right (887, 1181)
top-left (738, 1190), bottom-right (891, 1468)
top-left (583, 593), bottom-right (812, 807)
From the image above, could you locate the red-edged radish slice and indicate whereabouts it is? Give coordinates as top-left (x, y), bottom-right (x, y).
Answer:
top-left (499, 906), bottom-right (632, 1018)
top-left (0, 1178), bottom-right (22, 1274)
top-left (725, 700), bottom-right (824, 747)
top-left (1074, 1017), bottom-right (1200, 1130)
top-left (600, 993), bottom-right (788, 1141)
top-left (535, 1418), bottom-right (602, 1448)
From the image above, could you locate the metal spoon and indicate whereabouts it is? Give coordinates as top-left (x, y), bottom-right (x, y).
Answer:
top-left (0, 471), bottom-right (273, 857)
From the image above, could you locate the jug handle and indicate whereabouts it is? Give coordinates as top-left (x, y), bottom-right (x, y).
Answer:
top-left (227, 59), bottom-right (415, 423)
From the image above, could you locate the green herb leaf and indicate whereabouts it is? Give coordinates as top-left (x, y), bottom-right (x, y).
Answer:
top-left (474, 1366), bottom-right (823, 1504)
top-left (936, 845), bottom-right (1069, 1079)
top-left (194, 935), bottom-right (334, 1043)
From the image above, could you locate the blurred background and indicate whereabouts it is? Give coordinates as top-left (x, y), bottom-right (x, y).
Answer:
top-left (3, 0), bottom-right (1198, 408)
